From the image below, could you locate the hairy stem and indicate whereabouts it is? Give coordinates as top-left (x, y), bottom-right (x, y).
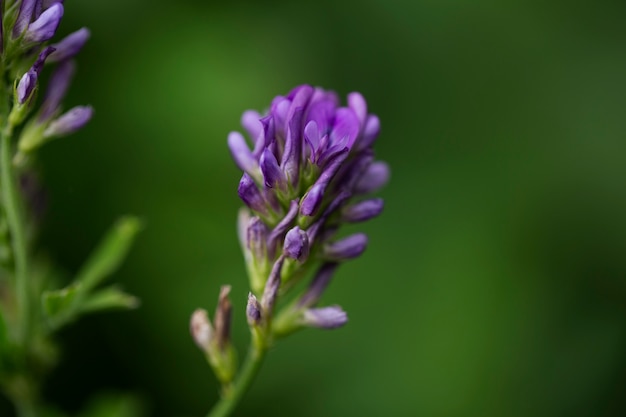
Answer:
top-left (207, 344), bottom-right (267, 417)
top-left (0, 127), bottom-right (29, 343)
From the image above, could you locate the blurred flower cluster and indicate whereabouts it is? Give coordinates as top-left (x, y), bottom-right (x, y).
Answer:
top-left (3, 0), bottom-right (93, 159)
top-left (192, 85), bottom-right (389, 398)
top-left (0, 3), bottom-right (140, 416)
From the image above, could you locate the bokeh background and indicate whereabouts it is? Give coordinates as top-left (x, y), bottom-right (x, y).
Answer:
top-left (4, 0), bottom-right (626, 416)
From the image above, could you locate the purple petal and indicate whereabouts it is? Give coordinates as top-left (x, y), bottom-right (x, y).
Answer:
top-left (237, 173), bottom-right (269, 216)
top-left (246, 293), bottom-right (262, 326)
top-left (348, 92), bottom-right (367, 126)
top-left (34, 0), bottom-right (44, 18)
top-left (13, 0), bottom-right (37, 38)
top-left (39, 60), bottom-right (75, 121)
top-left (261, 256), bottom-right (285, 314)
top-left (255, 115), bottom-right (273, 157)
top-left (303, 306), bottom-right (348, 329)
top-left (281, 107), bottom-right (304, 186)
top-left (24, 3), bottom-right (64, 44)
top-left (43, 105), bottom-right (93, 137)
top-left (307, 96), bottom-right (336, 137)
top-left (43, 0), bottom-right (63, 8)
top-left (354, 161), bottom-right (390, 194)
top-left (355, 114), bottom-right (380, 151)
top-left (228, 131), bottom-right (258, 175)
top-left (323, 233), bottom-right (368, 260)
top-left (48, 27), bottom-right (90, 63)
top-left (341, 198), bottom-right (384, 223)
top-left (298, 263), bottom-right (338, 308)
top-left (260, 148), bottom-right (286, 189)
top-left (283, 226), bottom-right (310, 262)
top-left (329, 107), bottom-right (360, 150)
top-left (270, 96), bottom-right (290, 138)
top-left (303, 120), bottom-right (320, 161)
top-left (241, 110), bottom-right (262, 142)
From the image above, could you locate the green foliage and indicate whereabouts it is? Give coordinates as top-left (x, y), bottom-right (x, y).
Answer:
top-left (42, 217), bottom-right (142, 331)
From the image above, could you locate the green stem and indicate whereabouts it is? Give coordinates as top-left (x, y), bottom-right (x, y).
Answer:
top-left (207, 344), bottom-right (267, 417)
top-left (0, 126), bottom-right (29, 343)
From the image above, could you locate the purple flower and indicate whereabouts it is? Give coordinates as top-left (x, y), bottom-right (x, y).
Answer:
top-left (230, 85), bottom-right (388, 331)
top-left (24, 2), bottom-right (64, 44)
top-left (43, 105), bottom-right (93, 138)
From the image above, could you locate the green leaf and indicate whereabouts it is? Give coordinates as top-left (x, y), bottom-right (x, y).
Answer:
top-left (77, 392), bottom-right (145, 417)
top-left (41, 283), bottom-right (82, 326)
top-left (42, 284), bottom-right (81, 318)
top-left (74, 216), bottom-right (142, 294)
top-left (79, 286), bottom-right (140, 314)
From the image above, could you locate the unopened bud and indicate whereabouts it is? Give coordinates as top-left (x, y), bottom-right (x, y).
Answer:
top-left (190, 308), bottom-right (212, 352)
top-left (283, 226), bottom-right (309, 262)
top-left (213, 285), bottom-right (232, 351)
top-left (302, 306), bottom-right (348, 329)
top-left (246, 292), bottom-right (262, 326)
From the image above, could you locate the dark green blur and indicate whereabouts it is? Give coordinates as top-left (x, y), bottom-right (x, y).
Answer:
top-left (5, 0), bottom-right (626, 415)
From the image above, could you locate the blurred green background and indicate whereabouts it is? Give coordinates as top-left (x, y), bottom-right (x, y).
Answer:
top-left (5, 0), bottom-right (626, 415)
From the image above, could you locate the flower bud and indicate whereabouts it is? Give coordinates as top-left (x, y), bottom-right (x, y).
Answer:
top-left (190, 308), bottom-right (213, 352)
top-left (246, 292), bottom-right (262, 326)
top-left (213, 285), bottom-right (232, 351)
top-left (302, 306), bottom-right (348, 329)
top-left (24, 3), bottom-right (64, 44)
top-left (341, 198), bottom-right (384, 223)
top-left (354, 161), bottom-right (390, 194)
top-left (43, 105), bottom-right (93, 138)
top-left (48, 27), bottom-right (90, 63)
top-left (283, 226), bottom-right (309, 262)
top-left (323, 233), bottom-right (368, 260)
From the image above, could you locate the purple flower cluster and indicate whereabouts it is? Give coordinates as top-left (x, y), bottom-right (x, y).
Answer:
top-left (4, 0), bottom-right (92, 153)
top-left (229, 85), bottom-right (389, 332)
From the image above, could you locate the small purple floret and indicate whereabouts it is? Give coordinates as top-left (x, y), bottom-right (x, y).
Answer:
top-left (48, 27), bottom-right (90, 63)
top-left (283, 226), bottom-right (309, 262)
top-left (43, 105), bottom-right (93, 137)
top-left (303, 306), bottom-right (348, 329)
top-left (17, 72), bottom-right (37, 104)
top-left (342, 198), bottom-right (384, 223)
top-left (24, 3), bottom-right (64, 44)
top-left (323, 233), bottom-right (368, 260)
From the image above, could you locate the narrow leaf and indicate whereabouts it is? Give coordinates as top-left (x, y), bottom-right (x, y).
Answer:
top-left (79, 286), bottom-right (140, 314)
top-left (42, 283), bottom-right (81, 319)
top-left (74, 216), bottom-right (141, 294)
